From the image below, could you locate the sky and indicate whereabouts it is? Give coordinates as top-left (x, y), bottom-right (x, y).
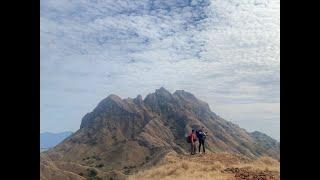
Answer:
top-left (40, 0), bottom-right (280, 140)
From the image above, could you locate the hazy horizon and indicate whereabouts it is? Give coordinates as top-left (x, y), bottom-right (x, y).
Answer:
top-left (41, 0), bottom-right (280, 140)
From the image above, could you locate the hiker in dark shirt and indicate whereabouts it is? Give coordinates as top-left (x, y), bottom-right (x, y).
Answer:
top-left (197, 127), bottom-right (207, 154)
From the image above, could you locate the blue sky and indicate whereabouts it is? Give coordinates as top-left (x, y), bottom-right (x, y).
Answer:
top-left (40, 0), bottom-right (280, 140)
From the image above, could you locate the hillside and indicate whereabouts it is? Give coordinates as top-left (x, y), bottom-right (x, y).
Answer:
top-left (129, 152), bottom-right (280, 180)
top-left (41, 88), bottom-right (279, 179)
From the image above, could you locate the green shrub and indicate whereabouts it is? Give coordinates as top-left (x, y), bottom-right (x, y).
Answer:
top-left (87, 168), bottom-right (98, 177)
top-left (95, 163), bottom-right (104, 168)
top-left (145, 156), bottom-right (150, 161)
top-left (123, 169), bottom-right (131, 175)
top-left (86, 177), bottom-right (102, 180)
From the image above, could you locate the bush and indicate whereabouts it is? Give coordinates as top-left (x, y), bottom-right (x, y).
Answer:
top-left (82, 168), bottom-right (103, 180)
top-left (87, 168), bottom-right (98, 177)
top-left (145, 156), bottom-right (150, 161)
top-left (89, 141), bottom-right (97, 146)
top-left (87, 177), bottom-right (102, 180)
top-left (123, 169), bottom-right (131, 175)
top-left (91, 155), bottom-right (101, 161)
top-left (95, 163), bottom-right (104, 168)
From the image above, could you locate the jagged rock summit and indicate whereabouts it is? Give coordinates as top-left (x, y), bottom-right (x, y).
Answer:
top-left (41, 87), bottom-right (279, 179)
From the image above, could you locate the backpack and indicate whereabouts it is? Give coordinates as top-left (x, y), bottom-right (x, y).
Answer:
top-left (198, 131), bottom-right (206, 140)
top-left (202, 132), bottom-right (207, 140)
top-left (196, 130), bottom-right (200, 139)
top-left (186, 135), bottom-right (191, 143)
top-left (186, 133), bottom-right (197, 143)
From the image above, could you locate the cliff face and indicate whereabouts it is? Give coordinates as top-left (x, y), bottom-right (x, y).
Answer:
top-left (42, 88), bottom-right (279, 179)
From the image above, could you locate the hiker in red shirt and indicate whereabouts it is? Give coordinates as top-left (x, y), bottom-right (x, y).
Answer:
top-left (190, 129), bottom-right (197, 155)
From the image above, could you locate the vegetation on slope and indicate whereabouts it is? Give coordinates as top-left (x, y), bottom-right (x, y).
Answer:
top-left (129, 152), bottom-right (280, 180)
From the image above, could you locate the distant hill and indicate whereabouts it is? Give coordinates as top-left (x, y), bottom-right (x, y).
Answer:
top-left (41, 88), bottom-right (279, 179)
top-left (40, 131), bottom-right (73, 149)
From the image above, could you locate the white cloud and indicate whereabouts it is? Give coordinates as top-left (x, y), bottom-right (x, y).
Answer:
top-left (40, 0), bottom-right (280, 140)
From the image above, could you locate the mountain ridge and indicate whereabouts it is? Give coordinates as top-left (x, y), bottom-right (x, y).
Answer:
top-left (41, 87), bottom-right (279, 179)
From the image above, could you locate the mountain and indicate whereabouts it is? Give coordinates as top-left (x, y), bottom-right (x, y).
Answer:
top-left (250, 131), bottom-right (280, 159)
top-left (40, 131), bottom-right (73, 149)
top-left (41, 88), bottom-right (279, 179)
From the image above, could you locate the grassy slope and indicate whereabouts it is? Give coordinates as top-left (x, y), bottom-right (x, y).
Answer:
top-left (129, 152), bottom-right (280, 180)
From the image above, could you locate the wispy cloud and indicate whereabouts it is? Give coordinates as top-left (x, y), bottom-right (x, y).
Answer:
top-left (41, 0), bottom-right (280, 140)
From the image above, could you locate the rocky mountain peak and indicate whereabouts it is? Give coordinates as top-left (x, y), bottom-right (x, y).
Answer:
top-left (173, 90), bottom-right (197, 101)
top-left (133, 94), bottom-right (143, 106)
top-left (173, 90), bottom-right (212, 115)
top-left (95, 94), bottom-right (133, 111)
top-left (48, 88), bottom-right (279, 180)
top-left (152, 87), bottom-right (174, 100)
top-left (155, 87), bottom-right (171, 94)
top-left (143, 87), bottom-right (175, 112)
top-left (104, 94), bottom-right (123, 104)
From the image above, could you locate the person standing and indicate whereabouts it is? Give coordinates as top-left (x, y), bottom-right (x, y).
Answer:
top-left (198, 128), bottom-right (207, 154)
top-left (189, 129), bottom-right (197, 155)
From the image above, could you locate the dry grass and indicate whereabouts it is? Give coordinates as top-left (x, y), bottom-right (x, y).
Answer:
top-left (235, 156), bottom-right (280, 172)
top-left (129, 152), bottom-right (279, 180)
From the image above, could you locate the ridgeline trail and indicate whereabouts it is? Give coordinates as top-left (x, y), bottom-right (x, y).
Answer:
top-left (129, 152), bottom-right (280, 180)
